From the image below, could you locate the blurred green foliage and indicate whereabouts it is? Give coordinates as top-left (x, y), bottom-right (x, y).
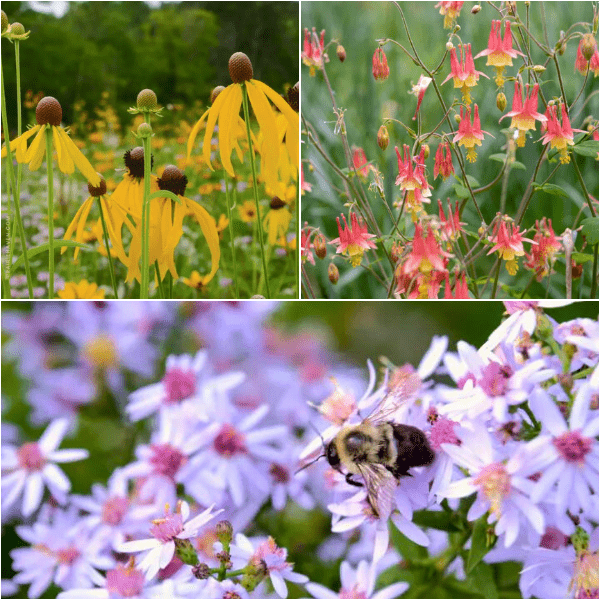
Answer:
top-left (301, 1), bottom-right (599, 299)
top-left (1, 1), bottom-right (298, 132)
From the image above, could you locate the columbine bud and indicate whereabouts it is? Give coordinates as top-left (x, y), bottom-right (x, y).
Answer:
top-left (137, 122), bottom-right (152, 138)
top-left (88, 176), bottom-right (107, 197)
top-left (496, 92), bottom-right (507, 112)
top-left (36, 96), bottom-right (62, 126)
top-left (372, 48), bottom-right (390, 81)
top-left (421, 143), bottom-right (430, 160)
top-left (229, 52), bottom-right (253, 83)
top-left (314, 233), bottom-right (327, 259)
top-left (1, 11), bottom-right (8, 34)
top-left (137, 89), bottom-right (158, 111)
top-left (337, 44), bottom-right (346, 62)
top-left (471, 4), bottom-right (481, 13)
top-left (454, 112), bottom-right (461, 125)
top-left (532, 64), bottom-right (546, 73)
top-left (581, 33), bottom-right (598, 61)
top-left (328, 262), bottom-right (339, 284)
top-left (446, 41), bottom-right (454, 51)
top-left (377, 125), bottom-right (389, 150)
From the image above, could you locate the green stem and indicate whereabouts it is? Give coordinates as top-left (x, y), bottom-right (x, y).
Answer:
top-left (224, 176), bottom-right (239, 298)
top-left (45, 126), bottom-right (55, 298)
top-left (591, 244), bottom-right (598, 299)
top-left (1, 61), bottom-right (33, 297)
top-left (96, 196), bottom-right (118, 298)
top-left (9, 40), bottom-right (23, 275)
top-left (140, 136), bottom-right (151, 298)
top-left (241, 83), bottom-right (271, 298)
top-left (491, 257), bottom-right (502, 299)
top-left (155, 261), bottom-right (165, 299)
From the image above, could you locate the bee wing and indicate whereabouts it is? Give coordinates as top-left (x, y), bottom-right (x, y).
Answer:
top-left (365, 387), bottom-right (408, 426)
top-left (356, 462), bottom-right (397, 519)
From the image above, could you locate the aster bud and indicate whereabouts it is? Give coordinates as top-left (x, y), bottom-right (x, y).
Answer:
top-left (314, 233), bottom-right (327, 259)
top-left (471, 4), bottom-right (481, 13)
top-left (496, 91), bottom-right (507, 112)
top-left (192, 563), bottom-right (211, 580)
top-left (229, 52), bottom-right (253, 83)
top-left (216, 520), bottom-right (234, 545)
top-left (328, 262), bottom-right (339, 284)
top-left (241, 557), bottom-right (268, 592)
top-left (377, 125), bottom-right (389, 150)
top-left (336, 44), bottom-right (346, 62)
top-left (137, 89), bottom-right (158, 111)
top-left (581, 33), bottom-right (597, 61)
top-left (1, 11), bottom-right (9, 34)
top-left (174, 538), bottom-right (197, 565)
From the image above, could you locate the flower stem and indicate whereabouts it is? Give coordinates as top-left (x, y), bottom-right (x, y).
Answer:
top-left (295, 168), bottom-right (299, 297)
top-left (225, 176), bottom-right (239, 298)
top-left (241, 83), bottom-right (271, 299)
top-left (45, 126), bottom-right (55, 298)
top-left (140, 134), bottom-right (152, 299)
top-left (1, 61), bottom-right (33, 298)
top-left (96, 197), bottom-right (118, 298)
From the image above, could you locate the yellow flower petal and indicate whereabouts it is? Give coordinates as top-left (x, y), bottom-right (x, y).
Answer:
top-left (186, 107), bottom-right (209, 162)
top-left (1, 136), bottom-right (20, 159)
top-left (63, 197), bottom-right (93, 254)
top-left (24, 127), bottom-right (47, 171)
top-left (57, 128), bottom-right (100, 186)
top-left (73, 196), bottom-right (95, 261)
top-left (245, 81), bottom-right (279, 187)
top-left (53, 126), bottom-right (75, 175)
top-left (203, 84), bottom-right (233, 171)
top-left (253, 79), bottom-right (299, 171)
top-left (183, 197), bottom-right (220, 283)
top-left (1, 126), bottom-right (40, 162)
top-left (219, 84), bottom-right (242, 178)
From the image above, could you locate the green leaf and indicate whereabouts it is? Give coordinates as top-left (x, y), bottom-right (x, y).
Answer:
top-left (470, 562), bottom-right (499, 598)
top-left (148, 189), bottom-right (183, 204)
top-left (510, 161), bottom-right (526, 170)
top-left (389, 520), bottom-right (427, 560)
top-left (489, 154), bottom-right (506, 163)
top-left (466, 515), bottom-right (492, 573)
top-left (453, 183), bottom-right (470, 199)
top-left (412, 509), bottom-right (463, 532)
top-left (572, 252), bottom-right (595, 264)
top-left (572, 140), bottom-right (599, 157)
top-left (10, 240), bottom-right (92, 274)
top-left (532, 183), bottom-right (568, 198)
top-left (581, 217), bottom-right (599, 245)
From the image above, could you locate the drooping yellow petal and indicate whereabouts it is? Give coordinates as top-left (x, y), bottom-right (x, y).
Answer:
top-left (219, 84), bottom-right (243, 178)
top-left (57, 128), bottom-right (100, 186)
top-left (245, 81), bottom-right (279, 187)
top-left (73, 196), bottom-right (95, 261)
top-left (263, 208), bottom-right (292, 245)
top-left (1, 136), bottom-right (20, 159)
top-left (183, 197), bottom-right (220, 283)
top-left (1, 126), bottom-right (40, 162)
top-left (203, 84), bottom-right (233, 171)
top-left (186, 107), bottom-right (210, 162)
top-left (63, 196), bottom-right (93, 255)
top-left (53, 126), bottom-right (74, 175)
top-left (24, 127), bottom-right (47, 171)
top-left (253, 79), bottom-right (299, 171)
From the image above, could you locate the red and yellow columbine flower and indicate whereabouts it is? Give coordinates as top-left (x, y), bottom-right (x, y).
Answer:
top-left (302, 27), bottom-right (328, 76)
top-left (57, 279), bottom-right (105, 299)
top-left (524, 217), bottom-right (562, 281)
top-left (301, 226), bottom-right (316, 265)
top-left (438, 199), bottom-right (463, 243)
top-left (487, 219), bottom-right (534, 275)
top-left (329, 212), bottom-right (377, 267)
top-left (575, 34), bottom-right (599, 77)
top-left (372, 48), bottom-right (390, 81)
top-left (442, 44), bottom-right (487, 105)
top-left (433, 142), bottom-right (454, 179)
top-left (187, 53), bottom-right (298, 191)
top-left (409, 75), bottom-right (432, 121)
top-left (394, 145), bottom-right (432, 219)
top-left (444, 271), bottom-right (470, 298)
top-left (435, 1), bottom-right (464, 29)
top-left (453, 104), bottom-right (489, 162)
top-left (1, 97), bottom-right (100, 186)
top-left (475, 20), bottom-right (524, 86)
top-left (499, 81), bottom-right (547, 147)
top-left (540, 103), bottom-right (583, 164)
top-left (352, 146), bottom-right (371, 177)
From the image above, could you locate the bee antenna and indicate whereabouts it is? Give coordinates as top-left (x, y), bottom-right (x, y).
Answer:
top-left (295, 423), bottom-right (328, 475)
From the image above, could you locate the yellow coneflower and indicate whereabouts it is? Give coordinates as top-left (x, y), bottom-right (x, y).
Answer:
top-left (217, 213), bottom-right (229, 239)
top-left (57, 280), bottom-right (105, 299)
top-left (181, 270), bottom-right (211, 291)
top-left (239, 200), bottom-right (258, 223)
top-left (263, 197), bottom-right (292, 245)
top-left (1, 97), bottom-right (100, 186)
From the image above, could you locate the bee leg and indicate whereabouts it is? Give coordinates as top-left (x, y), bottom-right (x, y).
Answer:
top-left (345, 473), bottom-right (363, 487)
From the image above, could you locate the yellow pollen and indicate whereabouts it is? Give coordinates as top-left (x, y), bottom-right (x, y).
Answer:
top-left (474, 462), bottom-right (511, 519)
top-left (83, 334), bottom-right (118, 369)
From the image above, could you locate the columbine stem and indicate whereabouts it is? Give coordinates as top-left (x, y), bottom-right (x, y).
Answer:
top-left (45, 126), bottom-right (55, 298)
top-left (224, 176), bottom-right (239, 298)
top-left (241, 83), bottom-right (271, 298)
top-left (1, 61), bottom-right (33, 298)
top-left (140, 135), bottom-right (151, 299)
top-left (96, 197), bottom-right (118, 298)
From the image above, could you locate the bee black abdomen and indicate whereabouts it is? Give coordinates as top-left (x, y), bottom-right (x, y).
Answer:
top-left (390, 423), bottom-right (435, 478)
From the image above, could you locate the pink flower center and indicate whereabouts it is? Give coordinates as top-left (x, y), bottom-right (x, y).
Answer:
top-left (17, 442), bottom-right (45, 471)
top-left (102, 496), bottom-right (129, 526)
top-left (474, 462), bottom-right (511, 518)
top-left (457, 372), bottom-right (476, 389)
top-left (106, 564), bottom-right (146, 598)
top-left (162, 367), bottom-right (196, 404)
top-left (340, 585), bottom-right (367, 599)
top-left (553, 430), bottom-right (592, 464)
top-left (56, 546), bottom-right (80, 565)
top-left (149, 443), bottom-right (186, 479)
top-left (213, 424), bottom-right (247, 457)
top-left (300, 360), bottom-right (327, 383)
top-left (478, 363), bottom-right (513, 397)
top-left (270, 463), bottom-right (290, 484)
top-left (429, 417), bottom-right (460, 450)
top-left (150, 512), bottom-right (184, 543)
top-left (540, 526), bottom-right (569, 550)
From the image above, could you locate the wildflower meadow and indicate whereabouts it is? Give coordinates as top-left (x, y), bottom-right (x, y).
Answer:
top-left (301, 1), bottom-right (599, 299)
top-left (1, 2), bottom-right (299, 299)
top-left (0, 300), bottom-right (598, 599)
